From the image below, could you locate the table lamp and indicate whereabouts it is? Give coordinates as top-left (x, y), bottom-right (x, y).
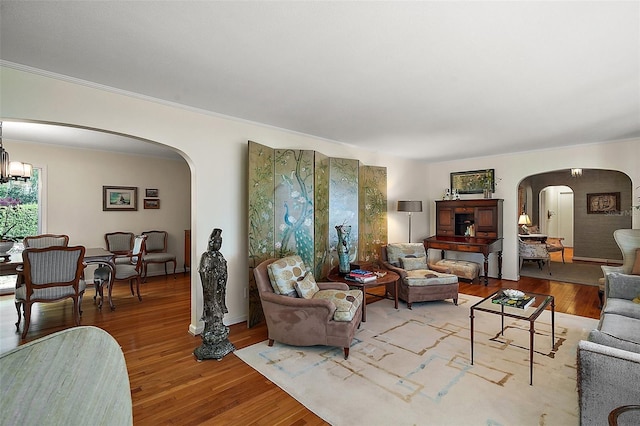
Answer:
top-left (518, 213), bottom-right (532, 234)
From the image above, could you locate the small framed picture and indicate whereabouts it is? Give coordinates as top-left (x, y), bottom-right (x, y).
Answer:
top-left (587, 192), bottom-right (620, 214)
top-left (144, 199), bottom-right (160, 209)
top-left (146, 188), bottom-right (159, 197)
top-left (103, 186), bottom-right (137, 211)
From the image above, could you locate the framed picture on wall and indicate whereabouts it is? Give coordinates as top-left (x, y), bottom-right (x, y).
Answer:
top-left (587, 192), bottom-right (620, 214)
top-left (103, 186), bottom-right (138, 211)
top-left (144, 199), bottom-right (160, 209)
top-left (145, 188), bottom-right (159, 197)
top-left (450, 169), bottom-right (494, 194)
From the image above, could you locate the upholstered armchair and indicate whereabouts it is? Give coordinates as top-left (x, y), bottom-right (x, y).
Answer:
top-left (545, 237), bottom-right (565, 263)
top-left (518, 238), bottom-right (551, 275)
top-left (253, 256), bottom-right (362, 359)
top-left (380, 243), bottom-right (458, 309)
top-left (599, 229), bottom-right (640, 305)
top-left (141, 230), bottom-right (176, 281)
top-left (15, 245), bottom-right (87, 339)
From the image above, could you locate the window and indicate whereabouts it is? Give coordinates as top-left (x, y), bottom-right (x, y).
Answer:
top-left (0, 168), bottom-right (40, 241)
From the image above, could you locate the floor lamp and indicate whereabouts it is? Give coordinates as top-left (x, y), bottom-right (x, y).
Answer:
top-left (397, 201), bottom-right (423, 243)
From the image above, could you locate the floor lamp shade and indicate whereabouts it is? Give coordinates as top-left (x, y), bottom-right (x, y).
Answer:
top-left (397, 201), bottom-right (423, 242)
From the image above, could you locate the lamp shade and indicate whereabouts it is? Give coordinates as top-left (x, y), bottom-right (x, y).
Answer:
top-left (397, 200), bottom-right (422, 212)
top-left (518, 214), bottom-right (532, 226)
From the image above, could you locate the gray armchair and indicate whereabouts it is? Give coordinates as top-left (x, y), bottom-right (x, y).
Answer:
top-left (111, 234), bottom-right (146, 302)
top-left (599, 229), bottom-right (640, 305)
top-left (253, 257), bottom-right (362, 359)
top-left (15, 245), bottom-right (87, 339)
top-left (105, 231), bottom-right (135, 265)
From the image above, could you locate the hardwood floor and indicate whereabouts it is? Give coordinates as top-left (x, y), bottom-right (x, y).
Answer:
top-left (0, 268), bottom-right (601, 425)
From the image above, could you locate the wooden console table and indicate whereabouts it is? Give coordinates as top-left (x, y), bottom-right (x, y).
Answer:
top-left (424, 235), bottom-right (503, 285)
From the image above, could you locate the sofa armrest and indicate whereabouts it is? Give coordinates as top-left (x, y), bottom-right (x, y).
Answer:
top-left (606, 272), bottom-right (640, 301)
top-left (317, 282), bottom-right (349, 291)
top-left (577, 340), bottom-right (640, 425)
top-left (260, 291), bottom-right (334, 311)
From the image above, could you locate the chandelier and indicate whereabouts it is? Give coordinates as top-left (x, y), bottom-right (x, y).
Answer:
top-left (0, 122), bottom-right (32, 184)
top-left (570, 168), bottom-right (583, 178)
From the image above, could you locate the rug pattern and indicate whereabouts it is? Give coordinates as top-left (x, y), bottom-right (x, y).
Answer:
top-left (236, 295), bottom-right (599, 425)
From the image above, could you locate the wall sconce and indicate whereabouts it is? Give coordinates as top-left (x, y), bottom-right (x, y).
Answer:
top-left (547, 210), bottom-right (556, 219)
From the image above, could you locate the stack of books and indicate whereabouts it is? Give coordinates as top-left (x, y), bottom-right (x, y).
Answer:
top-left (491, 291), bottom-right (536, 309)
top-left (345, 269), bottom-right (377, 283)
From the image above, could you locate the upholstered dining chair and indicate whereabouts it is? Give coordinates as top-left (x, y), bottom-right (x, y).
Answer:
top-left (15, 245), bottom-right (87, 339)
top-left (110, 235), bottom-right (147, 302)
top-left (141, 230), bottom-right (176, 281)
top-left (23, 234), bottom-right (70, 248)
top-left (105, 231), bottom-right (135, 265)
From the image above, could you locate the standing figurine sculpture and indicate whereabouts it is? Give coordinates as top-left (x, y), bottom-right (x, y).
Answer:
top-left (194, 228), bottom-right (235, 361)
top-left (335, 224), bottom-right (351, 275)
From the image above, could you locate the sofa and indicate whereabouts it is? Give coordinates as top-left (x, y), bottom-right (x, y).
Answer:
top-left (0, 326), bottom-right (133, 425)
top-left (577, 272), bottom-right (640, 425)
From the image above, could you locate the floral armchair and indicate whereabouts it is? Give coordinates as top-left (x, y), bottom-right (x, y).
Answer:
top-left (518, 238), bottom-right (551, 275)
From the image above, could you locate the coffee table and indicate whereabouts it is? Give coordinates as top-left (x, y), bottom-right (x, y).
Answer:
top-left (470, 290), bottom-right (555, 385)
top-left (327, 267), bottom-right (399, 322)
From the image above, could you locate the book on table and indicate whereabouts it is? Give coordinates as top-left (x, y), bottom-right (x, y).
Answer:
top-left (491, 292), bottom-right (536, 309)
top-left (345, 270), bottom-right (377, 283)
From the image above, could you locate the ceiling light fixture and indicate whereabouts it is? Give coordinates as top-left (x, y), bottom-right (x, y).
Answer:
top-left (0, 122), bottom-right (32, 184)
top-left (571, 168), bottom-right (582, 178)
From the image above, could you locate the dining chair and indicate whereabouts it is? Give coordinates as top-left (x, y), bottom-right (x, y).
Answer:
top-left (141, 230), bottom-right (176, 281)
top-left (15, 245), bottom-right (87, 339)
top-left (104, 231), bottom-right (135, 265)
top-left (111, 235), bottom-right (147, 302)
top-left (23, 234), bottom-right (70, 248)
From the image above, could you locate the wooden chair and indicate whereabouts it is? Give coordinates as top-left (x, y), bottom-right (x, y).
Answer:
top-left (104, 231), bottom-right (135, 265)
top-left (141, 230), bottom-right (176, 281)
top-left (23, 234), bottom-right (69, 248)
top-left (110, 235), bottom-right (147, 303)
top-left (15, 245), bottom-right (86, 339)
top-left (545, 237), bottom-right (565, 263)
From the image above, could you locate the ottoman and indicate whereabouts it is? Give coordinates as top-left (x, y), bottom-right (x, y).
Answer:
top-left (432, 259), bottom-right (481, 282)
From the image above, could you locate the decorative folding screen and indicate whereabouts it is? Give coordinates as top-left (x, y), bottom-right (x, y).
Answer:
top-left (247, 141), bottom-right (387, 327)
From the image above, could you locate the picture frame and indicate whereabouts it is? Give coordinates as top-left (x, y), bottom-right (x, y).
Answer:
top-left (450, 169), bottom-right (495, 194)
top-left (587, 192), bottom-right (620, 214)
top-left (103, 186), bottom-right (138, 211)
top-left (144, 198), bottom-right (160, 209)
top-left (145, 188), bottom-right (159, 198)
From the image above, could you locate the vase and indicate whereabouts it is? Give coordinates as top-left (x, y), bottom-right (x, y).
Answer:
top-left (483, 188), bottom-right (492, 199)
top-left (335, 225), bottom-right (351, 275)
top-left (0, 240), bottom-right (14, 255)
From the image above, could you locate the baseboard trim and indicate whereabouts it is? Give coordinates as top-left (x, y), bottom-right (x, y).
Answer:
top-left (572, 256), bottom-right (622, 265)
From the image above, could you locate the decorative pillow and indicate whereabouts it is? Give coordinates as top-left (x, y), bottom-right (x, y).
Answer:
top-left (294, 272), bottom-right (319, 299)
top-left (386, 243), bottom-right (426, 266)
top-left (631, 248), bottom-right (640, 275)
top-left (400, 256), bottom-right (428, 271)
top-left (267, 255), bottom-right (306, 297)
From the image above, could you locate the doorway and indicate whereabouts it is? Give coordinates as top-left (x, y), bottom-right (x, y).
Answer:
top-left (540, 185), bottom-right (574, 247)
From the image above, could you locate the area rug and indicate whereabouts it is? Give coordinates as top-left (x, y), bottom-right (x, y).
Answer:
top-left (520, 261), bottom-right (603, 286)
top-left (235, 295), bottom-right (598, 426)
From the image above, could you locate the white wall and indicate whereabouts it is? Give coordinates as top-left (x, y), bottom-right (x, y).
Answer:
top-left (0, 67), bottom-right (428, 331)
top-left (2, 67), bottom-right (638, 331)
top-left (3, 140), bottom-right (191, 277)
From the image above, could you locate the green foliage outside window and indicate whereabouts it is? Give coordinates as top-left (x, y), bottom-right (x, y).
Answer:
top-left (0, 169), bottom-right (39, 241)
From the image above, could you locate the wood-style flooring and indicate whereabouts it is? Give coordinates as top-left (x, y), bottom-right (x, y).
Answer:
top-left (0, 259), bottom-right (602, 425)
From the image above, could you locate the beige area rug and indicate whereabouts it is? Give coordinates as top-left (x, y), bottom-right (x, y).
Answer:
top-left (520, 261), bottom-right (603, 286)
top-left (235, 295), bottom-right (599, 426)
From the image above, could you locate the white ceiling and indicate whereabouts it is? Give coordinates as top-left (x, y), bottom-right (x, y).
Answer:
top-left (1, 1), bottom-right (638, 162)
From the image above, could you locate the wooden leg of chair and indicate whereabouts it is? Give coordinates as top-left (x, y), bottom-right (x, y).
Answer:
top-left (172, 260), bottom-right (177, 279)
top-left (268, 339), bottom-right (274, 347)
top-left (343, 347), bottom-right (349, 359)
top-left (407, 302), bottom-right (412, 310)
top-left (14, 301), bottom-right (22, 332)
top-left (561, 249), bottom-right (565, 264)
top-left (129, 279), bottom-right (135, 296)
top-left (21, 302), bottom-right (32, 340)
top-left (453, 298), bottom-right (458, 306)
top-left (136, 277), bottom-right (142, 301)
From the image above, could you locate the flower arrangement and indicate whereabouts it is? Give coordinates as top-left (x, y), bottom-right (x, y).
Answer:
top-left (0, 197), bottom-right (21, 241)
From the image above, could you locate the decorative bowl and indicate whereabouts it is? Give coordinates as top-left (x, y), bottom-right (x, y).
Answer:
top-left (503, 289), bottom-right (525, 299)
top-left (0, 241), bottom-right (14, 255)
